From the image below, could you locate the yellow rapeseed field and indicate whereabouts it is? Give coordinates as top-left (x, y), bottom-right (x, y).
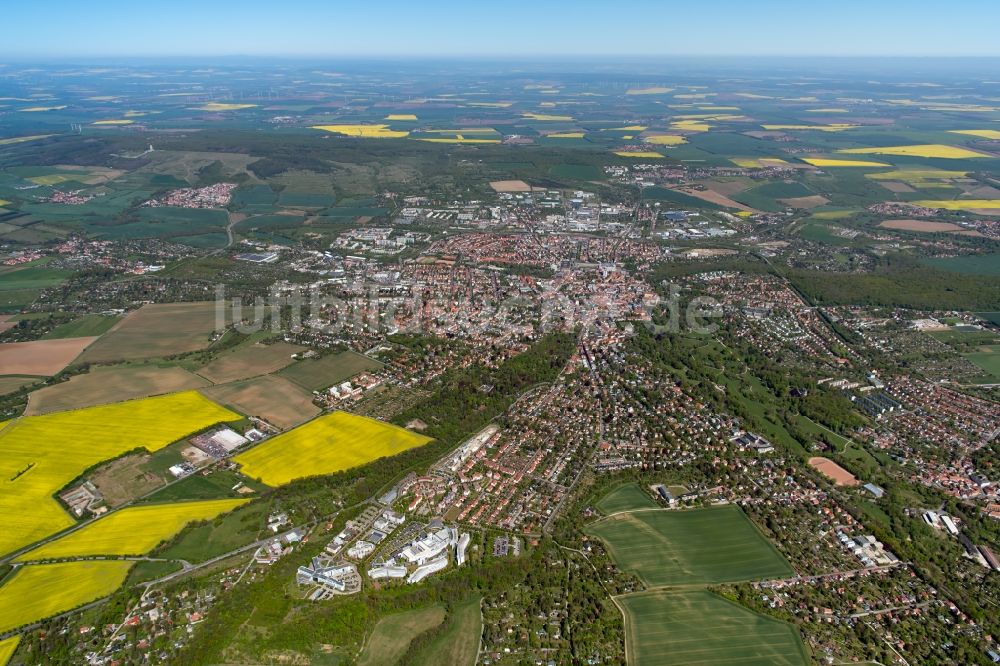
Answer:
top-left (0, 560), bottom-right (133, 634)
top-left (645, 135), bottom-right (688, 146)
top-left (604, 125), bottom-right (647, 131)
top-left (17, 499), bottom-right (248, 561)
top-left (92, 119), bottom-right (134, 125)
top-left (234, 411), bottom-right (431, 486)
top-left (192, 103), bottom-right (257, 111)
top-left (614, 151), bottom-right (663, 158)
top-left (762, 124), bottom-right (858, 132)
top-left (625, 87), bottom-right (673, 95)
top-left (0, 134), bottom-right (55, 146)
top-left (949, 129), bottom-right (1000, 140)
top-left (0, 391), bottom-right (239, 557)
top-left (385, 114), bottom-right (417, 120)
top-left (867, 169), bottom-right (968, 181)
top-left (838, 144), bottom-right (989, 159)
top-left (27, 174), bottom-right (78, 186)
top-left (671, 120), bottom-right (713, 132)
top-left (0, 200), bottom-right (9, 207)
top-left (0, 635), bottom-right (19, 665)
top-left (416, 137), bottom-right (501, 144)
top-left (312, 124), bottom-right (409, 138)
top-left (521, 113), bottom-right (574, 121)
top-left (731, 157), bottom-right (789, 168)
top-left (802, 158), bottom-right (891, 168)
top-left (911, 200), bottom-right (1000, 211)
top-left (547, 132), bottom-right (585, 138)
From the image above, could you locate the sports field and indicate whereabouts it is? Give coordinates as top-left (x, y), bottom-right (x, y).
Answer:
top-left (595, 483), bottom-right (658, 514)
top-left (0, 391), bottom-right (239, 556)
top-left (17, 498), bottom-right (248, 561)
top-left (0, 560), bottom-right (134, 634)
top-left (234, 411), bottom-right (432, 486)
top-left (79, 301), bottom-right (225, 363)
top-left (619, 589), bottom-right (808, 666)
top-left (585, 505), bottom-right (793, 586)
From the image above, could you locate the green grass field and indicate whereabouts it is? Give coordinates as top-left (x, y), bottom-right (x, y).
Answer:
top-left (408, 595), bottom-right (481, 666)
top-left (619, 589), bottom-right (808, 666)
top-left (596, 482), bottom-right (658, 514)
top-left (40, 314), bottom-right (121, 340)
top-left (279, 350), bottom-right (384, 391)
top-left (964, 345), bottom-right (1000, 382)
top-left (357, 605), bottom-right (446, 666)
top-left (585, 505), bottom-right (793, 586)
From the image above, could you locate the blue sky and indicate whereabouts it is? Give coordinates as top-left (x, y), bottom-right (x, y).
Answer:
top-left (5, 0), bottom-right (1000, 58)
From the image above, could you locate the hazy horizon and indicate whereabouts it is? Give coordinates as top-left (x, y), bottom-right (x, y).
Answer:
top-left (6, 0), bottom-right (1000, 59)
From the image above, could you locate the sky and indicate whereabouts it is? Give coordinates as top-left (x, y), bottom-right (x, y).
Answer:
top-left (4, 0), bottom-right (1000, 59)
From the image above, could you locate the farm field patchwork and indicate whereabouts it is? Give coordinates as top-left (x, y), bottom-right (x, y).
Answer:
top-left (79, 301), bottom-right (225, 363)
top-left (0, 560), bottom-right (134, 634)
top-left (838, 144), bottom-right (991, 159)
top-left (585, 505), bottom-right (793, 586)
top-left (911, 199), bottom-right (1000, 212)
top-left (279, 349), bottom-right (383, 391)
top-left (618, 589), bottom-right (808, 666)
top-left (200, 374), bottom-right (319, 429)
top-left (312, 124), bottom-right (409, 138)
top-left (196, 341), bottom-right (305, 384)
top-left (25, 365), bottom-right (210, 415)
top-left (234, 410), bottom-right (432, 486)
top-left (0, 391), bottom-right (239, 556)
top-left (17, 498), bottom-right (248, 561)
top-left (802, 158), bottom-right (890, 168)
top-left (0, 336), bottom-right (98, 376)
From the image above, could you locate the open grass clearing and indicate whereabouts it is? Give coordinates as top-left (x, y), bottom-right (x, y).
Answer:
top-left (619, 589), bottom-right (808, 666)
top-left (585, 505), bottom-right (793, 587)
top-left (358, 605), bottom-right (446, 666)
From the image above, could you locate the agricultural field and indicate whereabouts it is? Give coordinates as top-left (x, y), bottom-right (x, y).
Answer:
top-left (200, 374), bottom-right (319, 429)
top-left (24, 365), bottom-right (210, 415)
top-left (839, 144), bottom-right (992, 159)
top-left (357, 605), bottom-right (446, 666)
top-left (0, 391), bottom-right (239, 556)
top-left (38, 314), bottom-right (120, 340)
top-left (0, 560), bottom-right (134, 634)
top-left (595, 483), bottom-right (658, 514)
top-left (618, 589), bottom-right (808, 666)
top-left (584, 506), bottom-right (793, 586)
top-left (17, 498), bottom-right (248, 561)
top-left (79, 302), bottom-right (226, 363)
top-left (278, 350), bottom-right (383, 391)
top-left (0, 635), bottom-right (19, 665)
top-left (196, 341), bottom-right (305, 384)
top-left (233, 410), bottom-right (432, 486)
top-left (0, 336), bottom-right (98, 376)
